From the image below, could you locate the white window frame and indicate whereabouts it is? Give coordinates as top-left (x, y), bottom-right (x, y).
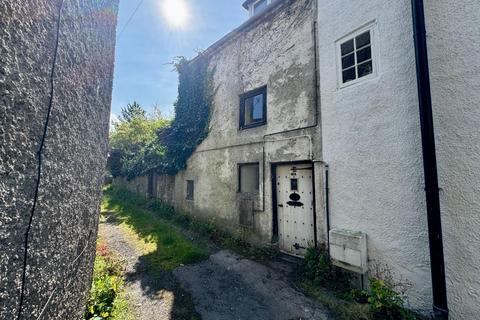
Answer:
top-left (249, 0), bottom-right (272, 17)
top-left (335, 21), bottom-right (378, 89)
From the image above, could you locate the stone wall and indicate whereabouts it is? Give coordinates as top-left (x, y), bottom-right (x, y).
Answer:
top-left (173, 0), bottom-right (322, 244)
top-left (0, 1), bottom-right (118, 318)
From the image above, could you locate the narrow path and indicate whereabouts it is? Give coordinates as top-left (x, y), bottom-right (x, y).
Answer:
top-left (99, 217), bottom-right (199, 320)
top-left (100, 216), bottom-right (330, 320)
top-left (174, 250), bottom-right (330, 320)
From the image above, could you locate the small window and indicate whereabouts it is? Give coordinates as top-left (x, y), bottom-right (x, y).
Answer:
top-left (186, 180), bottom-right (194, 200)
top-left (240, 86), bottom-right (266, 129)
top-left (239, 163), bottom-right (260, 193)
top-left (253, 0), bottom-right (268, 15)
top-left (339, 29), bottom-right (374, 85)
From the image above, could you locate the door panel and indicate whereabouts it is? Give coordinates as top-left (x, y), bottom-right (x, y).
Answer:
top-left (276, 163), bottom-right (315, 257)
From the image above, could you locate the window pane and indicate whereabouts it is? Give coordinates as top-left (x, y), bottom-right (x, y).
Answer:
top-left (253, 0), bottom-right (268, 15)
top-left (341, 53), bottom-right (355, 70)
top-left (357, 61), bottom-right (373, 78)
top-left (356, 46), bottom-right (371, 63)
top-left (341, 39), bottom-right (354, 56)
top-left (342, 67), bottom-right (356, 83)
top-left (355, 31), bottom-right (371, 48)
top-left (244, 93), bottom-right (264, 126)
top-left (240, 164), bottom-right (259, 193)
top-left (186, 180), bottom-right (194, 200)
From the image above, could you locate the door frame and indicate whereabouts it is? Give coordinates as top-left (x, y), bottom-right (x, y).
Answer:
top-left (271, 160), bottom-right (318, 250)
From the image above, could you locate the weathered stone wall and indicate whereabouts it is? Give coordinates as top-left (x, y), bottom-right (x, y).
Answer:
top-left (114, 174), bottom-right (176, 204)
top-left (172, 0), bottom-right (322, 244)
top-left (0, 1), bottom-right (118, 319)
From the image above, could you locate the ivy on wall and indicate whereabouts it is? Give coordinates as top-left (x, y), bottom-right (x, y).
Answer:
top-left (107, 55), bottom-right (214, 179)
top-left (159, 56), bottom-right (214, 174)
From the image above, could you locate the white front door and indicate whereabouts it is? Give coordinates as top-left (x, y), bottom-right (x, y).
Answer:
top-left (276, 163), bottom-right (315, 257)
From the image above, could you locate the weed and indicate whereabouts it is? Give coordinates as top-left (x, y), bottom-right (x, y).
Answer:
top-left (84, 241), bottom-right (131, 320)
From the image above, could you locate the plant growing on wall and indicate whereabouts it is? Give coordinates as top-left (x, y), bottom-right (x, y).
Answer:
top-left (107, 55), bottom-right (213, 179)
top-left (159, 55), bottom-right (214, 174)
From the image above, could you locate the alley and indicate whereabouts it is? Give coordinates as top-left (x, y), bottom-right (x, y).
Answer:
top-left (99, 215), bottom-right (330, 320)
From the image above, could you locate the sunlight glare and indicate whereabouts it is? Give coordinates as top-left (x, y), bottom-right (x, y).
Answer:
top-left (162, 0), bottom-right (189, 28)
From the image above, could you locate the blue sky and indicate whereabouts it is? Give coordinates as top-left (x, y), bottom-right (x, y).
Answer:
top-left (111, 0), bottom-right (248, 120)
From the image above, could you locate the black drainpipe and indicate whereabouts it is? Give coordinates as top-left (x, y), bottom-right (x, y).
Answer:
top-left (411, 1), bottom-right (449, 319)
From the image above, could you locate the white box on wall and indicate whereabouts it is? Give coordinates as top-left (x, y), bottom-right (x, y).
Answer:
top-left (329, 229), bottom-right (368, 274)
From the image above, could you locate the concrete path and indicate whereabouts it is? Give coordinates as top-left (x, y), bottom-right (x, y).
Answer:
top-left (174, 250), bottom-right (330, 320)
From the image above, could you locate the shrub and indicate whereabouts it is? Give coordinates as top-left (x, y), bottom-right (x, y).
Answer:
top-left (366, 278), bottom-right (416, 320)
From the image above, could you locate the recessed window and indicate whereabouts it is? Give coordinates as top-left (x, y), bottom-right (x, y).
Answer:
top-left (240, 86), bottom-right (267, 129)
top-left (253, 0), bottom-right (268, 15)
top-left (339, 29), bottom-right (374, 85)
top-left (239, 163), bottom-right (260, 193)
top-left (186, 180), bottom-right (194, 200)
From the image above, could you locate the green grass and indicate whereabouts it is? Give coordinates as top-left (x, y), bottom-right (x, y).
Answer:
top-left (102, 186), bottom-right (208, 271)
top-left (103, 185), bottom-right (279, 264)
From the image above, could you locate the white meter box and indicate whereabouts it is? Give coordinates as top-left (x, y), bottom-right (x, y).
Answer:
top-left (329, 229), bottom-right (367, 274)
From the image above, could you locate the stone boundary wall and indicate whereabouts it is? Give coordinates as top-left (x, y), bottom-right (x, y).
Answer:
top-left (0, 1), bottom-right (118, 318)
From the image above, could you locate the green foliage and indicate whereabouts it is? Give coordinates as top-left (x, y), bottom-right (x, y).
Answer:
top-left (365, 278), bottom-right (416, 320)
top-left (107, 56), bottom-right (214, 179)
top-left (159, 56), bottom-right (214, 174)
top-left (84, 243), bottom-right (126, 320)
top-left (102, 186), bottom-right (208, 271)
top-left (104, 185), bottom-right (278, 262)
top-left (120, 101), bottom-right (146, 123)
top-left (300, 247), bottom-right (351, 291)
top-left (108, 103), bottom-right (169, 179)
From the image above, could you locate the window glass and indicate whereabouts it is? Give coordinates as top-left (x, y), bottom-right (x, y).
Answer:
top-left (357, 61), bottom-right (373, 78)
top-left (253, 0), bottom-right (268, 15)
top-left (341, 53), bottom-right (355, 69)
top-left (340, 30), bottom-right (373, 84)
top-left (186, 180), bottom-right (194, 200)
top-left (341, 39), bottom-right (354, 56)
top-left (356, 46), bottom-right (371, 63)
top-left (342, 68), bottom-right (356, 83)
top-left (355, 31), bottom-right (370, 48)
top-left (240, 87), bottom-right (266, 129)
top-left (239, 163), bottom-right (259, 193)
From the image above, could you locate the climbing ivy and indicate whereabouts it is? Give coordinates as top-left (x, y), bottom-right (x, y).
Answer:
top-left (107, 55), bottom-right (214, 179)
top-left (158, 55), bottom-right (214, 174)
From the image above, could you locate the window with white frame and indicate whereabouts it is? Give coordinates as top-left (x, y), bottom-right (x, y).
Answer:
top-left (338, 28), bottom-right (374, 85)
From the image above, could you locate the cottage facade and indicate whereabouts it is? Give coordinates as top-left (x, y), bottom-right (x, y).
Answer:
top-left (116, 0), bottom-right (480, 318)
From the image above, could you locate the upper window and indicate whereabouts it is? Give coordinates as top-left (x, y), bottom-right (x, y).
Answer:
top-left (338, 28), bottom-right (374, 86)
top-left (239, 86), bottom-right (267, 129)
top-left (253, 0), bottom-right (268, 16)
top-left (239, 163), bottom-right (260, 193)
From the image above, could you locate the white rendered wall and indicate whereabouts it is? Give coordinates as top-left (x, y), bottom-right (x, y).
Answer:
top-left (318, 0), bottom-right (432, 312)
top-left (425, 1), bottom-right (480, 318)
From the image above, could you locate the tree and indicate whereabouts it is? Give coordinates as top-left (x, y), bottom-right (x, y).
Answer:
top-left (120, 101), bottom-right (146, 123)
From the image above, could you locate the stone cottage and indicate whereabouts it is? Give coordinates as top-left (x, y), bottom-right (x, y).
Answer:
top-left (117, 0), bottom-right (480, 318)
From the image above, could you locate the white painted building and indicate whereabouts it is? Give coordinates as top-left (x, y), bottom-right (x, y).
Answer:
top-left (117, 0), bottom-right (479, 318)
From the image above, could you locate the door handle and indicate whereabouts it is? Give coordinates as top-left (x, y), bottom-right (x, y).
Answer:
top-left (278, 204), bottom-right (284, 207)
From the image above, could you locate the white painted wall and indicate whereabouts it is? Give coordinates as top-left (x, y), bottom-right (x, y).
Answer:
top-left (317, 0), bottom-right (432, 312)
top-left (425, 1), bottom-right (480, 318)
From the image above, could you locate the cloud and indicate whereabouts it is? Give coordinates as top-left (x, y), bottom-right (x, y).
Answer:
top-left (110, 113), bottom-right (120, 131)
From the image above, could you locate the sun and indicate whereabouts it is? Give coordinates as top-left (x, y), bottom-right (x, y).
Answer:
top-left (162, 0), bottom-right (189, 28)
